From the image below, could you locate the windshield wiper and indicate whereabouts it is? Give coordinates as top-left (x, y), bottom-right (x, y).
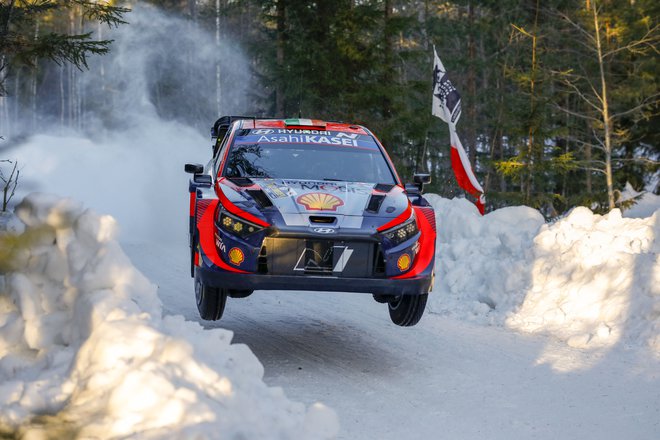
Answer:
top-left (323, 178), bottom-right (345, 182)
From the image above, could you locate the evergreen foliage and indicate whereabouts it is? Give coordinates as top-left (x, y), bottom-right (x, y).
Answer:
top-left (0, 1), bottom-right (129, 95)
top-left (1, 0), bottom-right (658, 216)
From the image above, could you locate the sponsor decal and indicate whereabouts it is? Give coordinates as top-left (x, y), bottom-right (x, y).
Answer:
top-left (294, 247), bottom-right (332, 272)
top-left (293, 245), bottom-right (353, 273)
top-left (397, 253), bottom-right (412, 272)
top-left (256, 134), bottom-right (358, 147)
top-left (276, 128), bottom-right (331, 135)
top-left (235, 130), bottom-right (379, 150)
top-left (297, 192), bottom-right (344, 211)
top-left (333, 246), bottom-right (354, 272)
top-left (313, 227), bottom-right (336, 234)
top-left (214, 233), bottom-right (226, 253)
top-left (228, 247), bottom-right (245, 266)
top-left (264, 182), bottom-right (288, 199)
top-left (282, 180), bottom-right (372, 195)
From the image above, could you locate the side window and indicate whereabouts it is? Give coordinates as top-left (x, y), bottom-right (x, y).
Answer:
top-left (213, 131), bottom-right (231, 177)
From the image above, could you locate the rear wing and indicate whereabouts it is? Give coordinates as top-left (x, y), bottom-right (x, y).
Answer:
top-left (211, 116), bottom-right (255, 140)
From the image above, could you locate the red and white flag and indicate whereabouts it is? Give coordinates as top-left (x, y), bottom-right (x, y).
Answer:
top-left (432, 46), bottom-right (485, 215)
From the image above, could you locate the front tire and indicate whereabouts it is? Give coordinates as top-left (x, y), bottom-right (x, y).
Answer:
top-left (228, 289), bottom-right (253, 299)
top-left (194, 271), bottom-right (227, 320)
top-left (388, 294), bottom-right (428, 327)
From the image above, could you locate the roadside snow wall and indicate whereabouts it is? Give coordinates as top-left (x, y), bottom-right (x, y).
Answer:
top-left (0, 193), bottom-right (337, 439)
top-left (427, 194), bottom-right (660, 353)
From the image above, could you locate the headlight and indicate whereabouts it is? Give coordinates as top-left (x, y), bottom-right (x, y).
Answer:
top-left (218, 210), bottom-right (264, 238)
top-left (382, 216), bottom-right (418, 246)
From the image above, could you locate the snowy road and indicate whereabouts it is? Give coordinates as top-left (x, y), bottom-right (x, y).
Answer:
top-left (125, 242), bottom-right (659, 440)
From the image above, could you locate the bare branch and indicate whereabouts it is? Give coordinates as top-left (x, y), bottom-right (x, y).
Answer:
top-left (555, 10), bottom-right (597, 45)
top-left (612, 157), bottom-right (660, 166)
top-left (1, 159), bottom-right (19, 212)
top-left (611, 93), bottom-right (660, 120)
top-left (553, 104), bottom-right (600, 123)
top-left (603, 24), bottom-right (660, 58)
top-left (554, 74), bottom-right (603, 113)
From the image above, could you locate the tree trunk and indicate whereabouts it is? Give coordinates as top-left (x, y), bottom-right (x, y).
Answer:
top-left (31, 20), bottom-right (39, 131)
top-left (592, 1), bottom-right (615, 209)
top-left (466, 1), bottom-right (477, 169)
top-left (0, 1), bottom-right (16, 48)
top-left (382, 0), bottom-right (394, 119)
top-left (188, 0), bottom-right (198, 21)
top-left (215, 0), bottom-right (222, 115)
top-left (525, 0), bottom-right (541, 203)
top-left (275, 0), bottom-right (286, 116)
top-left (60, 64), bottom-right (65, 128)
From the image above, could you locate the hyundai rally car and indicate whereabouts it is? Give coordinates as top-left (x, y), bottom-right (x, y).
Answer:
top-left (185, 116), bottom-right (436, 326)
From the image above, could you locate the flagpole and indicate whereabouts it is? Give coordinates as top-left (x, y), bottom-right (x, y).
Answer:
top-left (432, 45), bottom-right (485, 215)
top-left (418, 130), bottom-right (429, 174)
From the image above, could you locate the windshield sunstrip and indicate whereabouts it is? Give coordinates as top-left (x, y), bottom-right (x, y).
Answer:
top-left (233, 129), bottom-right (380, 150)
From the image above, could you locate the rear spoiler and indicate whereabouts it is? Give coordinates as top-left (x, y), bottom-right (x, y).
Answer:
top-left (211, 115), bottom-right (335, 138)
top-left (211, 116), bottom-right (256, 139)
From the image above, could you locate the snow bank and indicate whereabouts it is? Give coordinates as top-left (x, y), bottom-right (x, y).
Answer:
top-left (426, 194), bottom-right (545, 324)
top-left (620, 182), bottom-right (660, 219)
top-left (0, 194), bottom-right (337, 439)
top-left (427, 194), bottom-right (660, 352)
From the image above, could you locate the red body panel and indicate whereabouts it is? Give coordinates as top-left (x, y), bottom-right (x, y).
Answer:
top-left (393, 206), bottom-right (436, 280)
top-left (197, 199), bottom-right (248, 274)
top-left (215, 179), bottom-right (270, 227)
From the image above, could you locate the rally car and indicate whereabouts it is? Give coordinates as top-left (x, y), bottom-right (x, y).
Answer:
top-left (185, 117), bottom-right (436, 326)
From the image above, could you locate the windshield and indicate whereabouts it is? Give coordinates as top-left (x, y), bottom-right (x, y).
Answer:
top-left (222, 129), bottom-right (397, 184)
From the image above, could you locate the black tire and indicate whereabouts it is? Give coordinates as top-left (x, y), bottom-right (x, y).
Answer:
top-left (228, 289), bottom-right (254, 299)
top-left (388, 294), bottom-right (428, 327)
top-left (373, 294), bottom-right (394, 304)
top-left (190, 235), bottom-right (196, 278)
top-left (194, 271), bottom-right (227, 321)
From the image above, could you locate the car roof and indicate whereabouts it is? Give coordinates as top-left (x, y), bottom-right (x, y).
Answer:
top-left (239, 118), bottom-right (369, 135)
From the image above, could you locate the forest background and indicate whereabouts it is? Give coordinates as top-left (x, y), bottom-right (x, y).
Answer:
top-left (1, 0), bottom-right (658, 217)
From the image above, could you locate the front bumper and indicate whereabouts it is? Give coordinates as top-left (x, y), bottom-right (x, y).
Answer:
top-left (194, 198), bottom-right (436, 296)
top-left (197, 264), bottom-right (433, 296)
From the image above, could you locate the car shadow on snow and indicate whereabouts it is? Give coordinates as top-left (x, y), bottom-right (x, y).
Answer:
top-left (200, 291), bottom-right (420, 380)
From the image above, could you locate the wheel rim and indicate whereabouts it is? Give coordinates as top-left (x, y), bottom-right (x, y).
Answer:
top-left (388, 295), bottom-right (403, 310)
top-left (195, 277), bottom-right (203, 306)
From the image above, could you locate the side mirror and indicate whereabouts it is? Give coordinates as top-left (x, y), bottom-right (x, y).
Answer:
top-left (413, 173), bottom-right (431, 192)
top-left (184, 163), bottom-right (204, 174)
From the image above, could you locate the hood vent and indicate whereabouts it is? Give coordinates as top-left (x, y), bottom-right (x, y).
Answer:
top-left (246, 189), bottom-right (274, 208)
top-left (228, 177), bottom-right (254, 187)
top-left (374, 183), bottom-right (395, 193)
top-left (309, 216), bottom-right (336, 224)
top-left (366, 194), bottom-right (386, 213)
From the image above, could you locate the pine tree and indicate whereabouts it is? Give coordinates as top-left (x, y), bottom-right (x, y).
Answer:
top-left (0, 0), bottom-right (129, 96)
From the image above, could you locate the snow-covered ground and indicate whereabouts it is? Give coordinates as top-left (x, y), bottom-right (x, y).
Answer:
top-left (1, 182), bottom-right (658, 438)
top-left (2, 4), bottom-right (657, 437)
top-left (428, 194), bottom-right (659, 354)
top-left (0, 194), bottom-right (337, 439)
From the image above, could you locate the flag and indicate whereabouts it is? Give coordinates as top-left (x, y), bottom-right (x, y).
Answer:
top-left (450, 127), bottom-right (486, 214)
top-left (432, 48), bottom-right (462, 125)
top-left (432, 46), bottom-right (485, 215)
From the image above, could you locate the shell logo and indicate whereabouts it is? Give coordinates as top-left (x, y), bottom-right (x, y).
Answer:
top-left (228, 247), bottom-right (245, 266)
top-left (296, 192), bottom-right (344, 211)
top-left (397, 253), bottom-right (412, 272)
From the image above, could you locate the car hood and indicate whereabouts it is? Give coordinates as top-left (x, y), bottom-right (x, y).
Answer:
top-left (249, 178), bottom-right (407, 218)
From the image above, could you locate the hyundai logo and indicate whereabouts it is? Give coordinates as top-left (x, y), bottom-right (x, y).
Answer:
top-left (253, 129), bottom-right (274, 134)
top-left (313, 227), bottom-right (336, 234)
